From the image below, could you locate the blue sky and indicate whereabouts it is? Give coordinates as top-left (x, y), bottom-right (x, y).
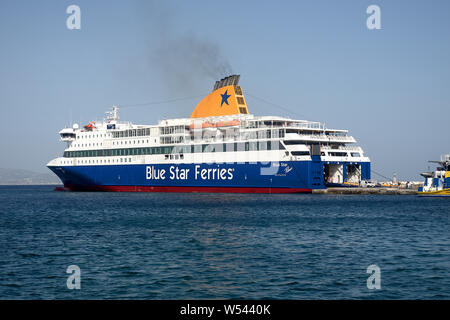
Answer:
top-left (0, 0), bottom-right (449, 179)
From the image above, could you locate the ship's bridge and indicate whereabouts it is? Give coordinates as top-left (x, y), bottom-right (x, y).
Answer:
top-left (59, 127), bottom-right (77, 141)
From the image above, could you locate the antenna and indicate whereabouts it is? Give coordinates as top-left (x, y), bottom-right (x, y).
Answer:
top-left (106, 105), bottom-right (119, 121)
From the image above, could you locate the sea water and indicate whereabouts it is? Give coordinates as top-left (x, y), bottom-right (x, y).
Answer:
top-left (0, 186), bottom-right (448, 299)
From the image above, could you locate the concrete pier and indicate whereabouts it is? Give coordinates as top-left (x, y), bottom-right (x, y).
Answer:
top-left (313, 187), bottom-right (417, 195)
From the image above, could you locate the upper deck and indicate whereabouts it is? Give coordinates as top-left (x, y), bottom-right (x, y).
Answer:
top-left (59, 111), bottom-right (357, 151)
top-left (54, 75), bottom-right (367, 167)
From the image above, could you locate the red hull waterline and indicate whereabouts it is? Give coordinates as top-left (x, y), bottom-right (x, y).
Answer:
top-left (57, 185), bottom-right (313, 194)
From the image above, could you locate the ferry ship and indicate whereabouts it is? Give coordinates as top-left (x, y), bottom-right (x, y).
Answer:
top-left (417, 155), bottom-right (450, 196)
top-left (47, 75), bottom-right (371, 193)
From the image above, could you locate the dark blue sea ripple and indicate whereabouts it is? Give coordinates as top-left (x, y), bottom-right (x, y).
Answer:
top-left (0, 186), bottom-right (449, 299)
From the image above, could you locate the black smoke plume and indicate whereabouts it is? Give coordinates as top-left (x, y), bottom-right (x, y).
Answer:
top-left (138, 1), bottom-right (233, 94)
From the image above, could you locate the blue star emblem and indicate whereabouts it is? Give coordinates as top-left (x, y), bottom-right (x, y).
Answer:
top-left (220, 90), bottom-right (231, 107)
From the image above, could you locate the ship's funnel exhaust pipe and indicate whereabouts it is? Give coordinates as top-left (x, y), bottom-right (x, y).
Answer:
top-left (213, 74), bottom-right (240, 91)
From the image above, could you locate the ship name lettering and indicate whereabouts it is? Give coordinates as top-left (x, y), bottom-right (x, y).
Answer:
top-left (146, 166), bottom-right (166, 180)
top-left (194, 165), bottom-right (234, 180)
top-left (169, 166), bottom-right (190, 180)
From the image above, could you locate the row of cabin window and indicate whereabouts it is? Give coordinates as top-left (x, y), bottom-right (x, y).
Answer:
top-left (110, 129), bottom-right (285, 146)
top-left (159, 129), bottom-right (285, 144)
top-left (83, 127), bottom-right (287, 139)
top-left (111, 128), bottom-right (151, 138)
top-left (324, 152), bottom-right (361, 157)
top-left (77, 158), bottom-right (132, 164)
top-left (77, 133), bottom-right (110, 139)
top-left (160, 126), bottom-right (187, 135)
top-left (63, 141), bottom-right (285, 158)
top-left (108, 128), bottom-right (285, 141)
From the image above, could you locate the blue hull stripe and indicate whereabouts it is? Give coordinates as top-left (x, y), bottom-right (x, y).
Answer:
top-left (49, 161), bottom-right (371, 191)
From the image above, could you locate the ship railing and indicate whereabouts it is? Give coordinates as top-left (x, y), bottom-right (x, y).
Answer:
top-left (242, 123), bottom-right (324, 130)
top-left (290, 122), bottom-right (323, 130)
top-left (284, 134), bottom-right (329, 141)
top-left (327, 135), bottom-right (356, 142)
top-left (282, 134), bottom-right (356, 144)
top-left (321, 145), bottom-right (362, 151)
